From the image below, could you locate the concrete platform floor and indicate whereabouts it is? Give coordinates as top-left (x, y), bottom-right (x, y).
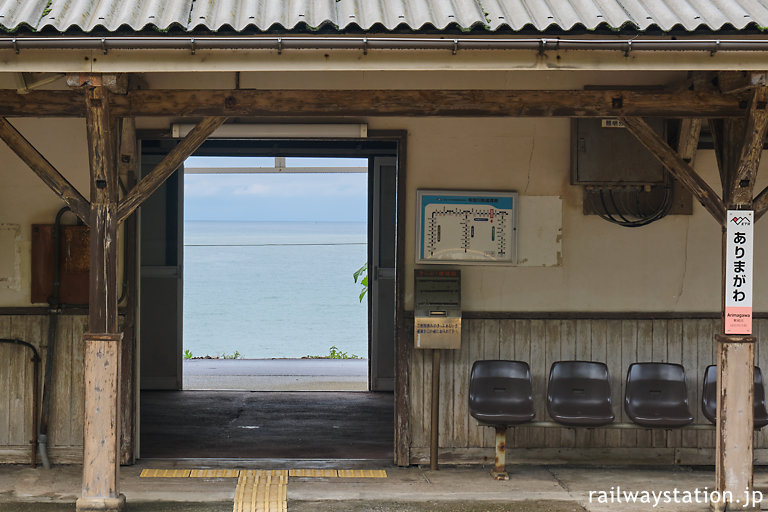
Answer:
top-left (5, 463), bottom-right (768, 511)
top-left (182, 359), bottom-right (368, 391)
top-left (140, 391), bottom-right (393, 459)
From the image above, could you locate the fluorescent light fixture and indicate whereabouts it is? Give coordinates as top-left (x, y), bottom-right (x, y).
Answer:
top-left (171, 123), bottom-right (367, 139)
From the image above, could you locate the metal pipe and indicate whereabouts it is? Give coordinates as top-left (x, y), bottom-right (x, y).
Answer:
top-left (492, 426), bottom-right (509, 481)
top-left (0, 338), bottom-right (40, 467)
top-left (430, 349), bottom-right (440, 471)
top-left (0, 35), bottom-right (767, 53)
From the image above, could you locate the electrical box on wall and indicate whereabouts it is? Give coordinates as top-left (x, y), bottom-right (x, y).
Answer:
top-left (414, 269), bottom-right (461, 350)
top-left (571, 118), bottom-right (667, 185)
top-left (31, 224), bottom-right (90, 304)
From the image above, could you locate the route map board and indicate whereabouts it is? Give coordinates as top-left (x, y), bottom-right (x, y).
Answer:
top-left (417, 190), bottom-right (518, 264)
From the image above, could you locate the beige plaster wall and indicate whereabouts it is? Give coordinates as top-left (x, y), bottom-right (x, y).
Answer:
top-left (0, 70), bottom-right (765, 313)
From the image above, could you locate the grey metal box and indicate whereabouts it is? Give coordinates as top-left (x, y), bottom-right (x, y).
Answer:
top-left (414, 269), bottom-right (461, 350)
top-left (571, 118), bottom-right (667, 185)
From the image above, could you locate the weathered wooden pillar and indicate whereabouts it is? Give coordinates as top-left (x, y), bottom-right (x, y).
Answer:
top-left (710, 83), bottom-right (768, 511)
top-left (76, 78), bottom-right (125, 512)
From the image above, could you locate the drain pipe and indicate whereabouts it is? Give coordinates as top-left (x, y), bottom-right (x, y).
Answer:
top-left (38, 206), bottom-right (71, 469)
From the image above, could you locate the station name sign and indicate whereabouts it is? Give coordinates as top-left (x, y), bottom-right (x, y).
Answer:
top-left (725, 210), bottom-right (754, 335)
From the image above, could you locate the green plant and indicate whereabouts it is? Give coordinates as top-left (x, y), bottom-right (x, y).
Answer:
top-left (305, 346), bottom-right (361, 359)
top-left (221, 350), bottom-right (242, 360)
top-left (184, 349), bottom-right (193, 360)
top-left (353, 263), bottom-right (368, 302)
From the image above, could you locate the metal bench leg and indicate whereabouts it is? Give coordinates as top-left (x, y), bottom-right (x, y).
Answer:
top-left (491, 426), bottom-right (509, 481)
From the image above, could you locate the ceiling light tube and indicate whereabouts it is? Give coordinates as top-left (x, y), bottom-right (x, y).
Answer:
top-left (171, 123), bottom-right (367, 139)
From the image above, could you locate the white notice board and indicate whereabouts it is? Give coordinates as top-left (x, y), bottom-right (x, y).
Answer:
top-left (725, 210), bottom-right (754, 334)
top-left (416, 190), bottom-right (518, 264)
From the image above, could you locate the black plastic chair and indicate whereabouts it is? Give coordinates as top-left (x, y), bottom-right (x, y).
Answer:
top-left (624, 362), bottom-right (694, 428)
top-left (469, 360), bottom-right (535, 426)
top-left (547, 361), bottom-right (614, 427)
top-left (701, 365), bottom-right (768, 429)
top-left (469, 360), bottom-right (534, 480)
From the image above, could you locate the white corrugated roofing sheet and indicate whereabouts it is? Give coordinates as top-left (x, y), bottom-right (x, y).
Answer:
top-left (1, 0), bottom-right (768, 33)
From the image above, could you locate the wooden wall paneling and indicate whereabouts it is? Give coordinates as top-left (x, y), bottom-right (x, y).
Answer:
top-left (467, 320), bottom-right (486, 447)
top-left (423, 347), bottom-right (434, 452)
top-left (605, 320), bottom-right (622, 448)
top-left (682, 319), bottom-right (700, 448)
top-left (69, 316), bottom-right (85, 448)
top-left (409, 346), bottom-right (424, 448)
top-left (438, 345), bottom-right (454, 447)
top-left (621, 320), bottom-right (639, 447)
top-left (635, 320), bottom-right (653, 448)
top-left (51, 316), bottom-right (73, 448)
top-left (512, 319), bottom-right (531, 448)
top-left (651, 320), bottom-right (668, 447)
top-left (482, 320), bottom-right (500, 447)
top-left (574, 319), bottom-right (592, 447)
top-left (666, 319), bottom-right (684, 448)
top-left (756, 319), bottom-right (768, 449)
top-left (559, 319), bottom-right (577, 447)
top-left (452, 322), bottom-right (471, 448)
top-left (544, 320), bottom-right (562, 448)
top-left (0, 316), bottom-right (12, 445)
top-left (528, 320), bottom-right (547, 447)
top-left (589, 320), bottom-right (608, 447)
top-left (8, 316), bottom-right (29, 446)
top-left (498, 320), bottom-right (515, 447)
top-left (697, 319), bottom-right (716, 448)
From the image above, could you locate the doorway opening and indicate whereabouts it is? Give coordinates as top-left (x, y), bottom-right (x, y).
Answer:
top-left (138, 136), bottom-right (400, 461)
top-left (182, 156), bottom-right (370, 392)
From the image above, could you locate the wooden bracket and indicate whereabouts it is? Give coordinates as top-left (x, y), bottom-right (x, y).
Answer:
top-left (67, 73), bottom-right (128, 94)
top-left (0, 117), bottom-right (90, 223)
top-left (715, 334), bottom-right (756, 344)
top-left (731, 86), bottom-right (768, 205)
top-left (755, 186), bottom-right (768, 221)
top-left (116, 116), bottom-right (226, 223)
top-left (619, 116), bottom-right (726, 225)
top-left (718, 71), bottom-right (768, 95)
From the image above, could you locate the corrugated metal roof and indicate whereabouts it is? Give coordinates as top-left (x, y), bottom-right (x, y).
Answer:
top-left (2, 0), bottom-right (768, 34)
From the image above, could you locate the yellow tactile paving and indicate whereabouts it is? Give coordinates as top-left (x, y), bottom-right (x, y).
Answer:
top-left (139, 469), bottom-right (191, 478)
top-left (288, 469), bottom-right (338, 478)
top-left (337, 469), bottom-right (387, 478)
top-left (233, 470), bottom-right (288, 512)
top-left (189, 469), bottom-right (240, 478)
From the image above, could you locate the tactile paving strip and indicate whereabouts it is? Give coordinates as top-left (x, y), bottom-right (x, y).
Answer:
top-left (288, 469), bottom-right (338, 478)
top-left (233, 470), bottom-right (288, 512)
top-left (190, 469), bottom-right (241, 478)
top-left (139, 469), bottom-right (191, 478)
top-left (337, 469), bottom-right (387, 478)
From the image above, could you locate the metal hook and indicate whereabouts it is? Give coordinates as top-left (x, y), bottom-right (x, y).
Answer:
top-left (363, 37), bottom-right (368, 56)
top-left (12, 37), bottom-right (18, 54)
top-left (277, 37), bottom-right (282, 55)
top-left (100, 38), bottom-right (107, 55)
top-left (452, 39), bottom-right (458, 55)
top-left (624, 40), bottom-right (632, 57)
top-left (190, 38), bottom-right (196, 55)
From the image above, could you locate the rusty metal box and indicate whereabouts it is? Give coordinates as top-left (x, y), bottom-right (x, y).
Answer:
top-left (414, 269), bottom-right (461, 350)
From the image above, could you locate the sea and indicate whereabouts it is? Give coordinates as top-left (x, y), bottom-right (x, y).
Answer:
top-left (183, 221), bottom-right (368, 359)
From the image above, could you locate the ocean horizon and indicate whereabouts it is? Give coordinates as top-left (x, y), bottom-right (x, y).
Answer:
top-left (183, 220), bottom-right (368, 359)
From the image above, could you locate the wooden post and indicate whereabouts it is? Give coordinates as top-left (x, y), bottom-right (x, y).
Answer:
top-left (430, 349), bottom-right (440, 471)
top-left (712, 86), bottom-right (768, 512)
top-left (76, 80), bottom-right (125, 512)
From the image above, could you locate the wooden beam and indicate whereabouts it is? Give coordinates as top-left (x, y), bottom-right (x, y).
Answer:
top-left (117, 116), bottom-right (226, 223)
top-left (117, 118), bottom-right (137, 466)
top-left (0, 89), bottom-right (750, 118)
top-left (731, 87), bottom-right (768, 205)
top-left (718, 71), bottom-right (768, 95)
top-left (755, 185), bottom-right (768, 221)
top-left (0, 117), bottom-right (90, 223)
top-left (677, 118), bottom-right (702, 163)
top-left (619, 116), bottom-right (726, 225)
top-left (709, 119), bottom-right (746, 203)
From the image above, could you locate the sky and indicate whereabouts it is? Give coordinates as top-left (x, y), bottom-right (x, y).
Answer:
top-left (183, 156), bottom-right (368, 222)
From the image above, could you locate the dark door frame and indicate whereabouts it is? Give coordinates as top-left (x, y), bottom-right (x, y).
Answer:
top-left (137, 130), bottom-right (410, 465)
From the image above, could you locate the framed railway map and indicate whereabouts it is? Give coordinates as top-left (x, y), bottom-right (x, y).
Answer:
top-left (416, 190), bottom-right (518, 264)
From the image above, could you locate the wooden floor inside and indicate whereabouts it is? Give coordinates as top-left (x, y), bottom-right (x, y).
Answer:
top-left (140, 391), bottom-right (394, 460)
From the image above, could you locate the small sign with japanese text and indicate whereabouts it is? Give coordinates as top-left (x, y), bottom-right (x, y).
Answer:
top-left (725, 210), bottom-right (754, 334)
